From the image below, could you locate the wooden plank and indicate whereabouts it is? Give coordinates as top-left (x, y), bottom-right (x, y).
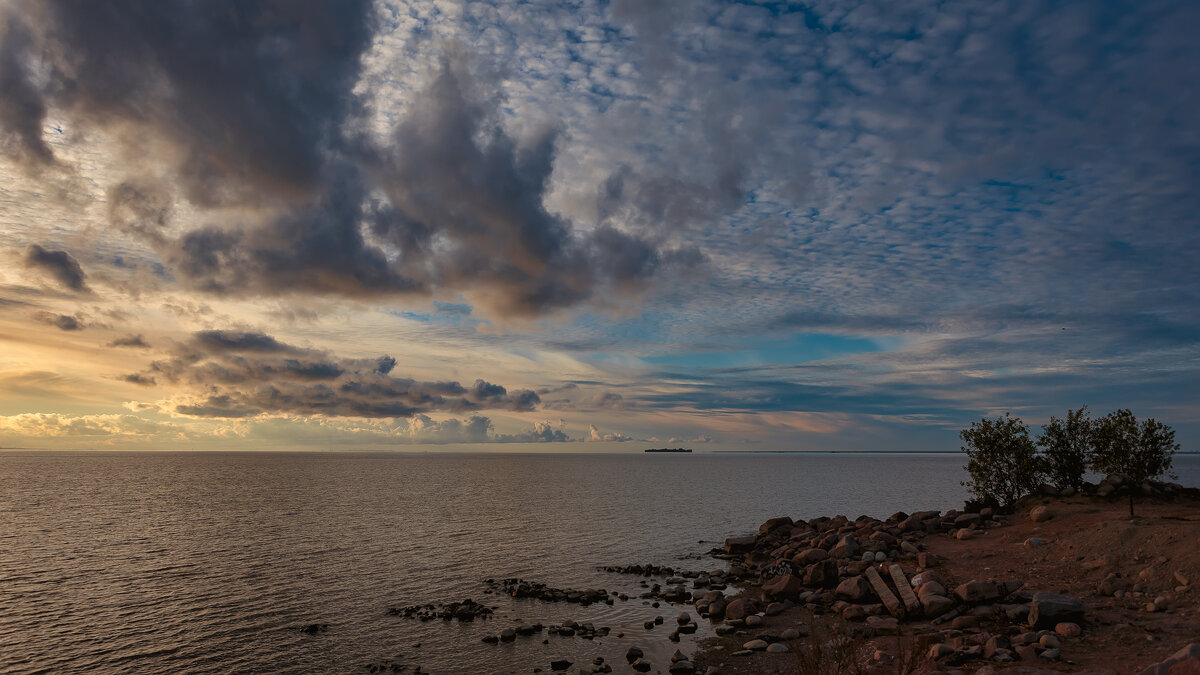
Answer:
top-left (864, 565), bottom-right (905, 619)
top-left (889, 563), bottom-right (922, 615)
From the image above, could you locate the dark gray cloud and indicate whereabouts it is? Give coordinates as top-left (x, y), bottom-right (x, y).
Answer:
top-left (34, 311), bottom-right (83, 331)
top-left (0, 2), bottom-right (694, 318)
top-left (142, 329), bottom-right (540, 419)
top-left (23, 244), bottom-right (89, 293)
top-left (108, 334), bottom-right (150, 349)
top-left (1, 0), bottom-right (375, 201)
top-left (119, 373), bottom-right (156, 386)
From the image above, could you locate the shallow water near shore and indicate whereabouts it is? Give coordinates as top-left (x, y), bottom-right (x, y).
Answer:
top-left (2, 451), bottom-right (1198, 674)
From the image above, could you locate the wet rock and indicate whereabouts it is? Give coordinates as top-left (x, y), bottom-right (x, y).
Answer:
top-left (724, 597), bottom-right (759, 621)
top-left (724, 536), bottom-right (757, 554)
top-left (780, 628), bottom-right (803, 640)
top-left (743, 639), bottom-right (769, 651)
top-left (1028, 592), bottom-right (1084, 629)
top-left (668, 660), bottom-right (696, 674)
top-left (765, 602), bottom-right (786, 616)
top-left (550, 658), bottom-right (572, 671)
top-left (631, 658), bottom-right (652, 672)
top-left (760, 516), bottom-right (794, 534)
top-left (766, 643), bottom-right (790, 653)
top-left (500, 628), bottom-right (516, 642)
top-left (744, 614), bottom-right (763, 627)
top-left (625, 647), bottom-right (644, 663)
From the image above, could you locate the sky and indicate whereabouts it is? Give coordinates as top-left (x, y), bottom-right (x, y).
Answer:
top-left (0, 0), bottom-right (1197, 452)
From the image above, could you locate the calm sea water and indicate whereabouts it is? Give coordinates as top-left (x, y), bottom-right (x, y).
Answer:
top-left (1, 451), bottom-right (1196, 674)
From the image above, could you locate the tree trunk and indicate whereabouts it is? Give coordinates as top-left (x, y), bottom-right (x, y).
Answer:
top-left (1129, 491), bottom-right (1135, 518)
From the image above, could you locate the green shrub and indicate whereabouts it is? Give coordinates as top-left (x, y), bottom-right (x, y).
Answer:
top-left (961, 413), bottom-right (1043, 509)
top-left (1037, 406), bottom-right (1094, 491)
top-left (1091, 409), bottom-right (1179, 516)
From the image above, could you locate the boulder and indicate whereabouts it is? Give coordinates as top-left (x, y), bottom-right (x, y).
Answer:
top-left (830, 535), bottom-right (860, 558)
top-left (763, 574), bottom-right (806, 599)
top-left (921, 594), bottom-right (954, 617)
top-left (793, 548), bottom-right (830, 564)
top-left (760, 516), bottom-right (794, 534)
top-left (836, 575), bottom-right (874, 602)
top-left (724, 536), bottom-right (757, 554)
top-left (1028, 592), bottom-right (1084, 629)
top-left (917, 581), bottom-right (947, 599)
top-left (1138, 643), bottom-right (1200, 675)
top-left (954, 580), bottom-right (1000, 604)
top-left (724, 597), bottom-right (759, 621)
top-left (1030, 506), bottom-right (1053, 522)
top-left (803, 559), bottom-right (839, 588)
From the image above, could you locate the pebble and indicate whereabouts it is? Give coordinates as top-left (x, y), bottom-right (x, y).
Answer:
top-left (1055, 622), bottom-right (1082, 638)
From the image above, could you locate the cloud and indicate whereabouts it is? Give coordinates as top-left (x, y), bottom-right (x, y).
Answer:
top-left (108, 334), bottom-right (150, 348)
top-left (23, 244), bottom-right (89, 292)
top-left (138, 328), bottom-right (541, 419)
top-left (119, 373), bottom-right (156, 386)
top-left (0, 412), bottom-right (179, 438)
top-left (34, 311), bottom-right (83, 331)
top-left (587, 423), bottom-right (633, 442)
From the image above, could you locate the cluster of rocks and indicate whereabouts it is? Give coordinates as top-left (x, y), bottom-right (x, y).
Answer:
top-left (1060, 473), bottom-right (1196, 500)
top-left (386, 598), bottom-right (494, 622)
top-left (482, 619), bottom-right (614, 645)
top-left (483, 578), bottom-right (613, 606)
top-left (708, 510), bottom-right (1099, 669)
top-left (600, 563), bottom-right (680, 576)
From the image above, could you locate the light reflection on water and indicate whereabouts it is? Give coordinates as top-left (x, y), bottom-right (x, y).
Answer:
top-left (0, 452), bottom-right (1195, 673)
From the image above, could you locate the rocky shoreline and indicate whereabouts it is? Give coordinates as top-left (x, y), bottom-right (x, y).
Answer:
top-left (686, 476), bottom-right (1200, 675)
top-left (338, 475), bottom-right (1199, 674)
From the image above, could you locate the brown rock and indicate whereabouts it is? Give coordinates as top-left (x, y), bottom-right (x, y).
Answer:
top-left (836, 575), bottom-right (874, 602)
top-left (921, 594), bottom-right (954, 617)
top-left (724, 536), bottom-right (756, 554)
top-left (1030, 505), bottom-right (1053, 522)
top-left (762, 574), bottom-right (805, 600)
top-left (759, 516), bottom-right (794, 535)
top-left (955, 580), bottom-right (1000, 604)
top-left (1138, 642), bottom-right (1200, 675)
top-left (724, 598), bottom-right (759, 621)
top-left (803, 559), bottom-right (839, 588)
top-left (792, 548), bottom-right (830, 565)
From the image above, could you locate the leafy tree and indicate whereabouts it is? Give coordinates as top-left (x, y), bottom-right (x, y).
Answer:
top-left (1091, 409), bottom-right (1179, 517)
top-left (961, 413), bottom-right (1043, 509)
top-left (1037, 406), bottom-right (1094, 491)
